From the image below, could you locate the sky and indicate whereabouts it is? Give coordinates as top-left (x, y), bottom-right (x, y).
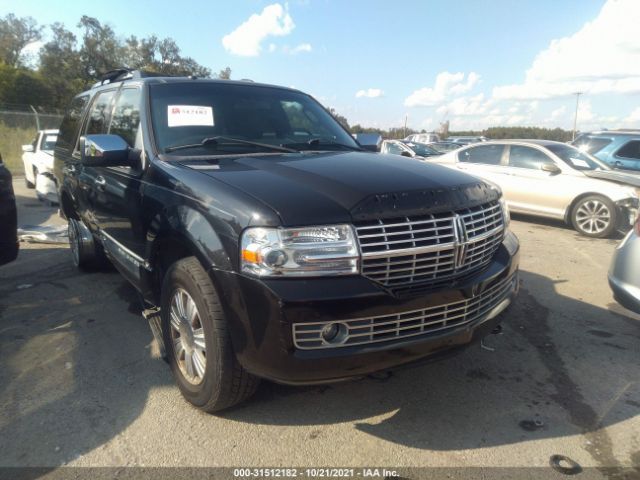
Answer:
top-left (3, 0), bottom-right (640, 132)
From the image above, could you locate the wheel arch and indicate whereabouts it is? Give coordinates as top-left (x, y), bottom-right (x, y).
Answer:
top-left (145, 207), bottom-right (235, 304)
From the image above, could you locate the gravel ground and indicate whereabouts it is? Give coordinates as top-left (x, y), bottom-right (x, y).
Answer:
top-left (0, 179), bottom-right (638, 476)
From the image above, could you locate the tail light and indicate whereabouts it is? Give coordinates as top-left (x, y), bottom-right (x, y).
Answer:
top-left (635, 213), bottom-right (640, 236)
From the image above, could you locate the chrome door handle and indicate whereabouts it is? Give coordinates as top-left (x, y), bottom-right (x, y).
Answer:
top-left (94, 176), bottom-right (106, 190)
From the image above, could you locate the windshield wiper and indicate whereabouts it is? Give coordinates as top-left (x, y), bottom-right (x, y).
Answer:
top-left (281, 137), bottom-right (362, 151)
top-left (165, 136), bottom-right (298, 154)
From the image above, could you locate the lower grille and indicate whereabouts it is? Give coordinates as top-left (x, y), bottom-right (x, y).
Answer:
top-left (293, 272), bottom-right (517, 350)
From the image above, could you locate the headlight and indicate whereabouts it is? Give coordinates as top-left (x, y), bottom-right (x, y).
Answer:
top-left (241, 225), bottom-right (359, 277)
top-left (499, 196), bottom-right (511, 227)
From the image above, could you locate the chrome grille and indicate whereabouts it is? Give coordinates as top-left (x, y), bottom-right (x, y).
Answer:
top-left (293, 272), bottom-right (517, 350)
top-left (357, 201), bottom-right (504, 288)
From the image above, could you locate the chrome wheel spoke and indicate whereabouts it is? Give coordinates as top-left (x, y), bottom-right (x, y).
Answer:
top-left (169, 288), bottom-right (207, 385)
top-left (193, 328), bottom-right (206, 349)
top-left (192, 350), bottom-right (206, 378)
top-left (576, 200), bottom-right (610, 234)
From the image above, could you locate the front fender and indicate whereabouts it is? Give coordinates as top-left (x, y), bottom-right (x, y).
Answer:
top-left (146, 205), bottom-right (234, 272)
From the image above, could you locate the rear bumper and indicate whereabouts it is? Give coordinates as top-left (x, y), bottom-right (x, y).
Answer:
top-left (609, 229), bottom-right (640, 314)
top-left (608, 275), bottom-right (640, 314)
top-left (215, 231), bottom-right (520, 385)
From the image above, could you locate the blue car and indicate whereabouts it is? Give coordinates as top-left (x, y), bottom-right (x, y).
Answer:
top-left (573, 131), bottom-right (640, 172)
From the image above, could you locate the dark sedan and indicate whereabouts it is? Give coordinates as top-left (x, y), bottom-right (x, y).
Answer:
top-left (0, 153), bottom-right (19, 265)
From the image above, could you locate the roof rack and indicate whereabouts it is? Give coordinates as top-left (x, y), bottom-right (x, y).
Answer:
top-left (91, 68), bottom-right (174, 88)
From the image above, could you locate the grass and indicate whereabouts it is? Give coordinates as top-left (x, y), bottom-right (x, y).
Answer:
top-left (0, 123), bottom-right (37, 176)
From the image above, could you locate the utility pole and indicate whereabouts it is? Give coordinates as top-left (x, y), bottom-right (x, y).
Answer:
top-left (572, 92), bottom-right (582, 141)
top-left (403, 114), bottom-right (408, 139)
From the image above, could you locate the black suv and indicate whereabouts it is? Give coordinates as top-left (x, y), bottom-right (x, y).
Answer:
top-left (54, 70), bottom-right (520, 412)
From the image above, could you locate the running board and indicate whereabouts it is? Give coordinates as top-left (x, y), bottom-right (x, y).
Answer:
top-left (143, 306), bottom-right (167, 361)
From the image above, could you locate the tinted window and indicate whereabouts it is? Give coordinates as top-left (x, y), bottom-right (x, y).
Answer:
top-left (85, 89), bottom-right (116, 135)
top-left (573, 135), bottom-right (613, 154)
top-left (109, 88), bottom-right (142, 147)
top-left (149, 83), bottom-right (358, 155)
top-left (57, 95), bottom-right (89, 153)
top-left (459, 145), bottom-right (504, 165)
top-left (405, 142), bottom-right (438, 156)
top-left (508, 145), bottom-right (552, 169)
top-left (615, 140), bottom-right (640, 160)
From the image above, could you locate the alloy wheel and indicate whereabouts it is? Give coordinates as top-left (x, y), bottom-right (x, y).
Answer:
top-left (575, 200), bottom-right (611, 235)
top-left (169, 288), bottom-right (207, 385)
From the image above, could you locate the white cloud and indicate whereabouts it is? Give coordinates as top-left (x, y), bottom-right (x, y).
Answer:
top-left (283, 43), bottom-right (312, 54)
top-left (356, 88), bottom-right (384, 98)
top-left (268, 43), bottom-right (277, 53)
top-left (625, 106), bottom-right (640, 123)
top-left (436, 93), bottom-right (492, 116)
top-left (404, 71), bottom-right (480, 107)
top-left (222, 3), bottom-right (294, 56)
top-left (493, 0), bottom-right (640, 99)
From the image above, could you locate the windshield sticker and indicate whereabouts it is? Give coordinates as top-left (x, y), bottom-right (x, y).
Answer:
top-left (168, 105), bottom-right (214, 127)
top-left (569, 158), bottom-right (590, 168)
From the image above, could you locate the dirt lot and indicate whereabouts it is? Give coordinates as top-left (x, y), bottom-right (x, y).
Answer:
top-left (0, 179), bottom-right (639, 475)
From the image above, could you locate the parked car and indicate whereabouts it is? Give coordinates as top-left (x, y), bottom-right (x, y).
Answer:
top-left (609, 217), bottom-right (640, 314)
top-left (447, 136), bottom-right (488, 145)
top-left (573, 130), bottom-right (640, 172)
top-left (0, 153), bottom-right (19, 266)
top-left (380, 139), bottom-right (441, 159)
top-left (22, 129), bottom-right (59, 188)
top-left (430, 141), bottom-right (466, 153)
top-left (404, 133), bottom-right (440, 143)
top-left (435, 140), bottom-right (639, 238)
top-left (55, 69), bottom-right (519, 412)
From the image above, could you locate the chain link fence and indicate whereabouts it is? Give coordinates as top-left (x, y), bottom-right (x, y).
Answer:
top-left (0, 104), bottom-right (64, 175)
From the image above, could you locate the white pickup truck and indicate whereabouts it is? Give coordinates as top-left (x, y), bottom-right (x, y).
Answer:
top-left (22, 129), bottom-right (59, 203)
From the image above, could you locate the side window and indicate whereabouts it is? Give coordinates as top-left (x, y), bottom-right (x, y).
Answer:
top-left (508, 145), bottom-right (552, 169)
top-left (615, 140), bottom-right (640, 160)
top-left (85, 89), bottom-right (117, 135)
top-left (57, 94), bottom-right (90, 153)
top-left (109, 88), bottom-right (142, 147)
top-left (459, 145), bottom-right (504, 165)
top-left (385, 143), bottom-right (404, 155)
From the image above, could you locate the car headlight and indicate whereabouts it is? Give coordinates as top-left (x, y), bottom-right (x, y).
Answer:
top-left (241, 225), bottom-right (359, 277)
top-left (499, 196), bottom-right (511, 227)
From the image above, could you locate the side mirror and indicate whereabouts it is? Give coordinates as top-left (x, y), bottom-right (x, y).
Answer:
top-left (80, 134), bottom-right (131, 167)
top-left (541, 162), bottom-right (561, 175)
top-left (401, 151), bottom-right (413, 157)
top-left (22, 145), bottom-right (34, 153)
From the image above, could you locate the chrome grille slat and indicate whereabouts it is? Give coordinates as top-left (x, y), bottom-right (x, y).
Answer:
top-left (356, 200), bottom-right (504, 291)
top-left (293, 273), bottom-right (516, 349)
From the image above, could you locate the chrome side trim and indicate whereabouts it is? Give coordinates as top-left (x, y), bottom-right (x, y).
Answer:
top-left (100, 230), bottom-right (152, 271)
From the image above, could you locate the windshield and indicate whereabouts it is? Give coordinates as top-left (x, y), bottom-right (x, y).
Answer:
top-left (149, 82), bottom-right (359, 155)
top-left (546, 144), bottom-right (610, 171)
top-left (572, 135), bottom-right (613, 154)
top-left (404, 142), bottom-right (438, 156)
top-left (41, 134), bottom-right (58, 151)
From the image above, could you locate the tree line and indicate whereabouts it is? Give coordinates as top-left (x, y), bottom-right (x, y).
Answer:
top-left (0, 13), bottom-right (229, 112)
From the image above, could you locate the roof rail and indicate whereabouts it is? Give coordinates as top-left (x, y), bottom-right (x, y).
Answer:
top-left (92, 68), bottom-right (176, 88)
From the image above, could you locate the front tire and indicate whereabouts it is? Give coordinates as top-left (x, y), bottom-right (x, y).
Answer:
top-left (161, 257), bottom-right (259, 412)
top-left (571, 195), bottom-right (617, 238)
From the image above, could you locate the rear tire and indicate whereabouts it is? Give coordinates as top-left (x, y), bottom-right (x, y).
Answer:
top-left (161, 257), bottom-right (259, 412)
top-left (68, 218), bottom-right (108, 271)
top-left (570, 195), bottom-right (617, 238)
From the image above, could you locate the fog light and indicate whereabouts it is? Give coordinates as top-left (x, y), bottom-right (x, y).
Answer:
top-left (320, 322), bottom-right (348, 344)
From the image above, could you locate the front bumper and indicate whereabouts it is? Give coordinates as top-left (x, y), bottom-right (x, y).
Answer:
top-left (214, 231), bottom-right (520, 385)
top-left (608, 229), bottom-right (640, 314)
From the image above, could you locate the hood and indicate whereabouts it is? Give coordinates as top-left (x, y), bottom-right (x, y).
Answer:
top-left (583, 169), bottom-right (640, 188)
top-left (180, 151), bottom-right (499, 225)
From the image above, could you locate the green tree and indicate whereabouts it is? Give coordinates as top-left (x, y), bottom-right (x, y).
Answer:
top-left (0, 14), bottom-right (42, 67)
